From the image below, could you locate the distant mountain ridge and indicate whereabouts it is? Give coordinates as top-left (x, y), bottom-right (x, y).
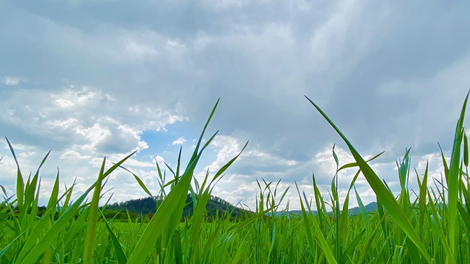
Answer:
top-left (105, 194), bottom-right (250, 219)
top-left (347, 202), bottom-right (378, 215)
top-left (106, 194), bottom-right (378, 220)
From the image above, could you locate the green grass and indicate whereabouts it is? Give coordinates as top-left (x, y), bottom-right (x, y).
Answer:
top-left (1, 94), bottom-right (470, 263)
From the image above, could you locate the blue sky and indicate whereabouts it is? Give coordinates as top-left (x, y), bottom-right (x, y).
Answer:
top-left (1, 0), bottom-right (470, 210)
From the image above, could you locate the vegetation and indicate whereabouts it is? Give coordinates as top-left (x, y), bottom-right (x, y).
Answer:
top-left (105, 194), bottom-right (250, 221)
top-left (1, 94), bottom-right (470, 263)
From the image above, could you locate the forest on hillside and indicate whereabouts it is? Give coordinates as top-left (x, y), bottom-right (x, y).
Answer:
top-left (103, 194), bottom-right (251, 220)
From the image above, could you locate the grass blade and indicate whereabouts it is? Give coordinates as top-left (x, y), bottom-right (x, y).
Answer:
top-left (83, 157), bottom-right (107, 264)
top-left (296, 183), bottom-right (336, 264)
top-left (446, 91), bottom-right (469, 261)
top-left (6, 138), bottom-right (24, 209)
top-left (103, 214), bottom-right (128, 264)
top-left (305, 95), bottom-right (432, 263)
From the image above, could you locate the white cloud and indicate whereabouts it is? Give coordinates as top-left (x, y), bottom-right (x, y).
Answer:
top-left (172, 137), bottom-right (186, 145)
top-left (2, 76), bottom-right (24, 86)
top-left (192, 135), bottom-right (243, 185)
top-left (59, 149), bottom-right (90, 160)
top-left (314, 145), bottom-right (355, 175)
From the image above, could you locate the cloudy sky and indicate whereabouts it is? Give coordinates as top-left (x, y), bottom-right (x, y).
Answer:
top-left (1, 0), bottom-right (470, 210)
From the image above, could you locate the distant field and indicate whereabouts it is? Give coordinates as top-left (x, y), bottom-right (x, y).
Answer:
top-left (1, 96), bottom-right (470, 263)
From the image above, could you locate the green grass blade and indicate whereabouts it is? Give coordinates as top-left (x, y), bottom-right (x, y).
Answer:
top-left (101, 152), bottom-right (137, 180)
top-left (46, 172), bottom-right (60, 211)
top-left (418, 163), bottom-right (429, 238)
top-left (83, 157), bottom-right (106, 264)
top-left (127, 99), bottom-right (221, 263)
top-left (127, 153), bottom-right (194, 263)
top-left (464, 133), bottom-right (469, 167)
top-left (332, 144), bottom-right (339, 168)
top-left (447, 91), bottom-right (469, 260)
top-left (357, 212), bottom-right (387, 263)
top-left (189, 191), bottom-right (211, 247)
top-left (312, 174), bottom-right (325, 229)
top-left (175, 147), bottom-right (182, 184)
top-left (18, 153), bottom-right (134, 264)
top-left (230, 227), bottom-right (252, 264)
top-left (0, 230), bottom-right (27, 259)
top-left (17, 186), bottom-right (92, 263)
top-left (164, 161), bottom-right (177, 178)
top-left (296, 183), bottom-right (337, 264)
top-left (23, 151), bottom-right (49, 213)
top-left (405, 236), bottom-right (421, 263)
top-left (461, 178), bottom-right (470, 213)
top-left (342, 228), bottom-right (364, 259)
top-left (6, 138), bottom-right (24, 209)
top-left (305, 95), bottom-right (432, 263)
top-left (103, 217), bottom-right (128, 264)
top-left (120, 165), bottom-right (154, 198)
top-left (427, 191), bottom-right (454, 263)
top-left (354, 186), bottom-right (369, 234)
top-left (212, 141), bottom-right (248, 184)
top-left (339, 190), bottom-right (349, 244)
top-left (173, 229), bottom-right (183, 264)
top-left (338, 151), bottom-right (384, 172)
top-left (457, 202), bottom-right (470, 233)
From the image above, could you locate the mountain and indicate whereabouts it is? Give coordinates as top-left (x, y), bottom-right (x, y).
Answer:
top-left (104, 195), bottom-right (378, 221)
top-left (347, 202), bottom-right (378, 215)
top-left (104, 194), bottom-right (251, 220)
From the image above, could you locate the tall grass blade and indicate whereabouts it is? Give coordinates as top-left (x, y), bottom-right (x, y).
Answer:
top-left (120, 165), bottom-right (154, 198)
top-left (83, 157), bottom-right (107, 264)
top-left (127, 99), bottom-right (222, 263)
top-left (173, 229), bottom-right (183, 264)
top-left (418, 163), bottom-right (428, 239)
top-left (296, 183), bottom-right (336, 264)
top-left (6, 138), bottom-right (24, 209)
top-left (305, 95), bottom-right (432, 263)
top-left (17, 152), bottom-right (135, 264)
top-left (447, 91), bottom-right (469, 260)
top-left (338, 151), bottom-right (384, 172)
top-left (354, 186), bottom-right (369, 234)
top-left (175, 147), bottom-right (182, 184)
top-left (46, 172), bottom-right (60, 211)
top-left (457, 202), bottom-right (470, 232)
top-left (0, 230), bottom-right (27, 259)
top-left (464, 133), bottom-right (469, 167)
top-left (427, 191), bottom-right (454, 263)
top-left (103, 214), bottom-right (128, 264)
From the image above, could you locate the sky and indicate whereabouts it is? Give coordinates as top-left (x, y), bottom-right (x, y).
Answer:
top-left (1, 0), bottom-right (470, 211)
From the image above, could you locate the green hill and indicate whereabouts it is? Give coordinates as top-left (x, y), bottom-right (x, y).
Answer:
top-left (104, 194), bottom-right (251, 220)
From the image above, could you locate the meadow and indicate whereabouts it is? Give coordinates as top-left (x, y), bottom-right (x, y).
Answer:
top-left (1, 94), bottom-right (470, 263)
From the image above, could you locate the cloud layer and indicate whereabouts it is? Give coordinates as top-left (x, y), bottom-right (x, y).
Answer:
top-left (1, 0), bottom-right (470, 209)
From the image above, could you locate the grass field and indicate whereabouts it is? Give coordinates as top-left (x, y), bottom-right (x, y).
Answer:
top-left (1, 95), bottom-right (470, 263)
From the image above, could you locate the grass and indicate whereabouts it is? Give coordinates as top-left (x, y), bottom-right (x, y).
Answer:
top-left (1, 94), bottom-right (470, 263)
